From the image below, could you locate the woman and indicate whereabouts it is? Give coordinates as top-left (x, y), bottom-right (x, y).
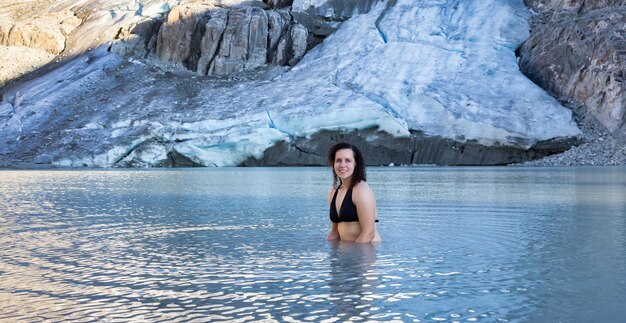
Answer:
top-left (326, 142), bottom-right (381, 243)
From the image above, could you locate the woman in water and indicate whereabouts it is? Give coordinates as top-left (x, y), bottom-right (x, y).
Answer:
top-left (327, 142), bottom-right (381, 243)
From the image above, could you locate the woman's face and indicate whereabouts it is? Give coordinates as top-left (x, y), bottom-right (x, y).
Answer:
top-left (334, 148), bottom-right (356, 181)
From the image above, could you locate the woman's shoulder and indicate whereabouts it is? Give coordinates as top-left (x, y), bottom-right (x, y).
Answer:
top-left (352, 181), bottom-right (375, 206)
top-left (353, 181), bottom-right (373, 195)
top-left (328, 185), bottom-right (337, 198)
top-left (354, 180), bottom-right (370, 189)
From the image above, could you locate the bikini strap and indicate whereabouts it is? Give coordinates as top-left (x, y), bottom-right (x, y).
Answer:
top-left (331, 183), bottom-right (341, 202)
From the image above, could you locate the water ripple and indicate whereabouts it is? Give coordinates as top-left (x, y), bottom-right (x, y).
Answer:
top-left (1, 167), bottom-right (626, 321)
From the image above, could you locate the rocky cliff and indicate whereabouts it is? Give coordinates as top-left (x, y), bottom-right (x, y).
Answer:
top-left (111, 4), bottom-right (309, 75)
top-left (0, 0), bottom-right (621, 167)
top-left (520, 0), bottom-right (625, 135)
top-left (109, 0), bottom-right (381, 76)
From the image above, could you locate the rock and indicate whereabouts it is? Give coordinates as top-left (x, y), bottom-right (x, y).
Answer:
top-left (114, 5), bottom-right (309, 75)
top-left (110, 18), bottom-right (163, 58)
top-left (197, 9), bottom-right (229, 75)
top-left (273, 22), bottom-right (308, 66)
top-left (0, 11), bottom-right (81, 54)
top-left (241, 128), bottom-right (578, 166)
top-left (208, 7), bottom-right (268, 75)
top-left (266, 9), bottom-right (308, 66)
top-left (518, 4), bottom-right (626, 134)
top-left (291, 0), bottom-right (379, 36)
top-left (263, 0), bottom-right (294, 9)
top-left (267, 10), bottom-right (291, 62)
top-left (156, 5), bottom-right (208, 70)
top-left (524, 0), bottom-right (626, 13)
top-left (288, 24), bottom-right (308, 65)
top-left (0, 24), bottom-right (11, 45)
top-left (518, 97), bottom-right (626, 166)
top-left (11, 25), bottom-right (68, 54)
top-left (246, 8), bottom-right (271, 69)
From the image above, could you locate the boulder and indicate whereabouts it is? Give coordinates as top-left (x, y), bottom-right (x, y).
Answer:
top-left (519, 4), bottom-right (626, 133)
top-left (110, 18), bottom-right (163, 58)
top-left (0, 11), bottom-right (81, 54)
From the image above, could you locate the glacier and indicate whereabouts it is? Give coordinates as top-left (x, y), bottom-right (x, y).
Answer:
top-left (0, 0), bottom-right (581, 167)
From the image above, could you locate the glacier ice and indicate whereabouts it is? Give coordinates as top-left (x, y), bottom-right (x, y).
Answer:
top-left (0, 0), bottom-right (581, 167)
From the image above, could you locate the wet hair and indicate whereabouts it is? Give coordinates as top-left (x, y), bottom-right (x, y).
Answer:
top-left (327, 142), bottom-right (367, 188)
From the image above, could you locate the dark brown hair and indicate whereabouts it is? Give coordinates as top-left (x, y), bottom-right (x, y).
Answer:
top-left (327, 142), bottom-right (366, 188)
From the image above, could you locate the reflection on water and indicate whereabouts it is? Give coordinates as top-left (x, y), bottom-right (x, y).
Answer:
top-left (327, 241), bottom-right (378, 319)
top-left (0, 167), bottom-right (625, 321)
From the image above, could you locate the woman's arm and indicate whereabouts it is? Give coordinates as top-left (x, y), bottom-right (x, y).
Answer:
top-left (327, 222), bottom-right (340, 240)
top-left (327, 186), bottom-right (340, 240)
top-left (353, 182), bottom-right (377, 243)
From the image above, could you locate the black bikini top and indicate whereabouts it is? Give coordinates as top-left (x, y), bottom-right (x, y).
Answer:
top-left (329, 183), bottom-right (378, 223)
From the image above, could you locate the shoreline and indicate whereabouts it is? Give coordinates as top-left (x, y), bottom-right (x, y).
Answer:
top-left (1, 163), bottom-right (624, 170)
top-left (519, 100), bottom-right (625, 166)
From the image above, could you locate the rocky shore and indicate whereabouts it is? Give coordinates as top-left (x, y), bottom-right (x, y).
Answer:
top-left (519, 102), bottom-right (626, 166)
top-left (518, 0), bottom-right (626, 166)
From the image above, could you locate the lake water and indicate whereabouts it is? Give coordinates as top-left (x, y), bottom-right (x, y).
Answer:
top-left (1, 167), bottom-right (625, 322)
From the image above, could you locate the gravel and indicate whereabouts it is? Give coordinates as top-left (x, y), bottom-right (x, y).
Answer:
top-left (518, 101), bottom-right (626, 166)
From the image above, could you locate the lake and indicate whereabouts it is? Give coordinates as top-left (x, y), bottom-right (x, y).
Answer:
top-left (1, 167), bottom-right (625, 322)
